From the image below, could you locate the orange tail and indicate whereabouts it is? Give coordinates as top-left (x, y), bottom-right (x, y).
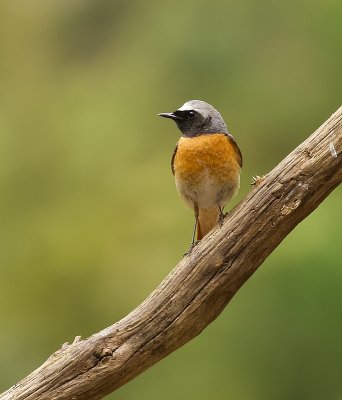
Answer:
top-left (197, 207), bottom-right (220, 240)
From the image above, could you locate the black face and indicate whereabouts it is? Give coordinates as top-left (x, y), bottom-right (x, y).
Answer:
top-left (173, 109), bottom-right (209, 137)
top-left (158, 100), bottom-right (228, 137)
top-left (172, 109), bottom-right (198, 120)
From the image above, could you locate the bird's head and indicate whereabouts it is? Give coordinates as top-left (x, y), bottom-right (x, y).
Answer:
top-left (158, 100), bottom-right (228, 137)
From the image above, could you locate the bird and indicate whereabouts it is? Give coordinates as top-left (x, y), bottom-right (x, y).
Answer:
top-left (158, 100), bottom-right (242, 245)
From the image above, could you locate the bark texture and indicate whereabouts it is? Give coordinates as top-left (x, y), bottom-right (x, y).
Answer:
top-left (1, 106), bottom-right (341, 400)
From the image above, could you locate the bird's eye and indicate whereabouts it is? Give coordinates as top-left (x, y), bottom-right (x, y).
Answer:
top-left (187, 110), bottom-right (196, 118)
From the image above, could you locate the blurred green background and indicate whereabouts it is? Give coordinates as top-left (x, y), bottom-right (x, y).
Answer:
top-left (0, 0), bottom-right (341, 399)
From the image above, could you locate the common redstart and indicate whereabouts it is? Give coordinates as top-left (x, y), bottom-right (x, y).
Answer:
top-left (158, 100), bottom-right (242, 244)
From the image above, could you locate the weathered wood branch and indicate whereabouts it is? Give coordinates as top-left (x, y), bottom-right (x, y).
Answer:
top-left (1, 107), bottom-right (341, 400)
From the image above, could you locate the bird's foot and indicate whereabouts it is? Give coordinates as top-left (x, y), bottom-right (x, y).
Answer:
top-left (218, 211), bottom-right (226, 227)
top-left (218, 206), bottom-right (226, 227)
top-left (183, 240), bottom-right (200, 257)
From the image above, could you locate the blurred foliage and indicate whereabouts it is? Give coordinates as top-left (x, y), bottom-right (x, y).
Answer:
top-left (0, 0), bottom-right (341, 399)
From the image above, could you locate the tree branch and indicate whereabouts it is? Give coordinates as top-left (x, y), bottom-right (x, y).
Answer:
top-left (1, 107), bottom-right (341, 400)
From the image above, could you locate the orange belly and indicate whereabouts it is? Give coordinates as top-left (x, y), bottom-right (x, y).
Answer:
top-left (174, 134), bottom-right (240, 182)
top-left (173, 133), bottom-right (241, 210)
top-left (173, 133), bottom-right (241, 239)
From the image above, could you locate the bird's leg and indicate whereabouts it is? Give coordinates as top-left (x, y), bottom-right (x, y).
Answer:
top-left (218, 205), bottom-right (225, 226)
top-left (184, 206), bottom-right (199, 257)
top-left (191, 216), bottom-right (198, 247)
top-left (191, 204), bottom-right (200, 246)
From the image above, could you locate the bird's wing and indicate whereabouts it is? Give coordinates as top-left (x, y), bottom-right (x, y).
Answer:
top-left (226, 133), bottom-right (243, 168)
top-left (171, 144), bottom-right (178, 175)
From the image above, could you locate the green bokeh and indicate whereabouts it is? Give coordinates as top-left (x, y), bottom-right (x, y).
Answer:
top-left (0, 1), bottom-right (341, 399)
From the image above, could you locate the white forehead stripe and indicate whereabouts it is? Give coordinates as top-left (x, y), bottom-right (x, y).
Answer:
top-left (178, 102), bottom-right (195, 111)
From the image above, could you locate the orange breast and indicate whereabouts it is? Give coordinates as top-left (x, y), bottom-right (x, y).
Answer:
top-left (173, 133), bottom-right (240, 185)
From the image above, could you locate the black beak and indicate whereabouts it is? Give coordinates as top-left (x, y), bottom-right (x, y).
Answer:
top-left (158, 112), bottom-right (182, 121)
